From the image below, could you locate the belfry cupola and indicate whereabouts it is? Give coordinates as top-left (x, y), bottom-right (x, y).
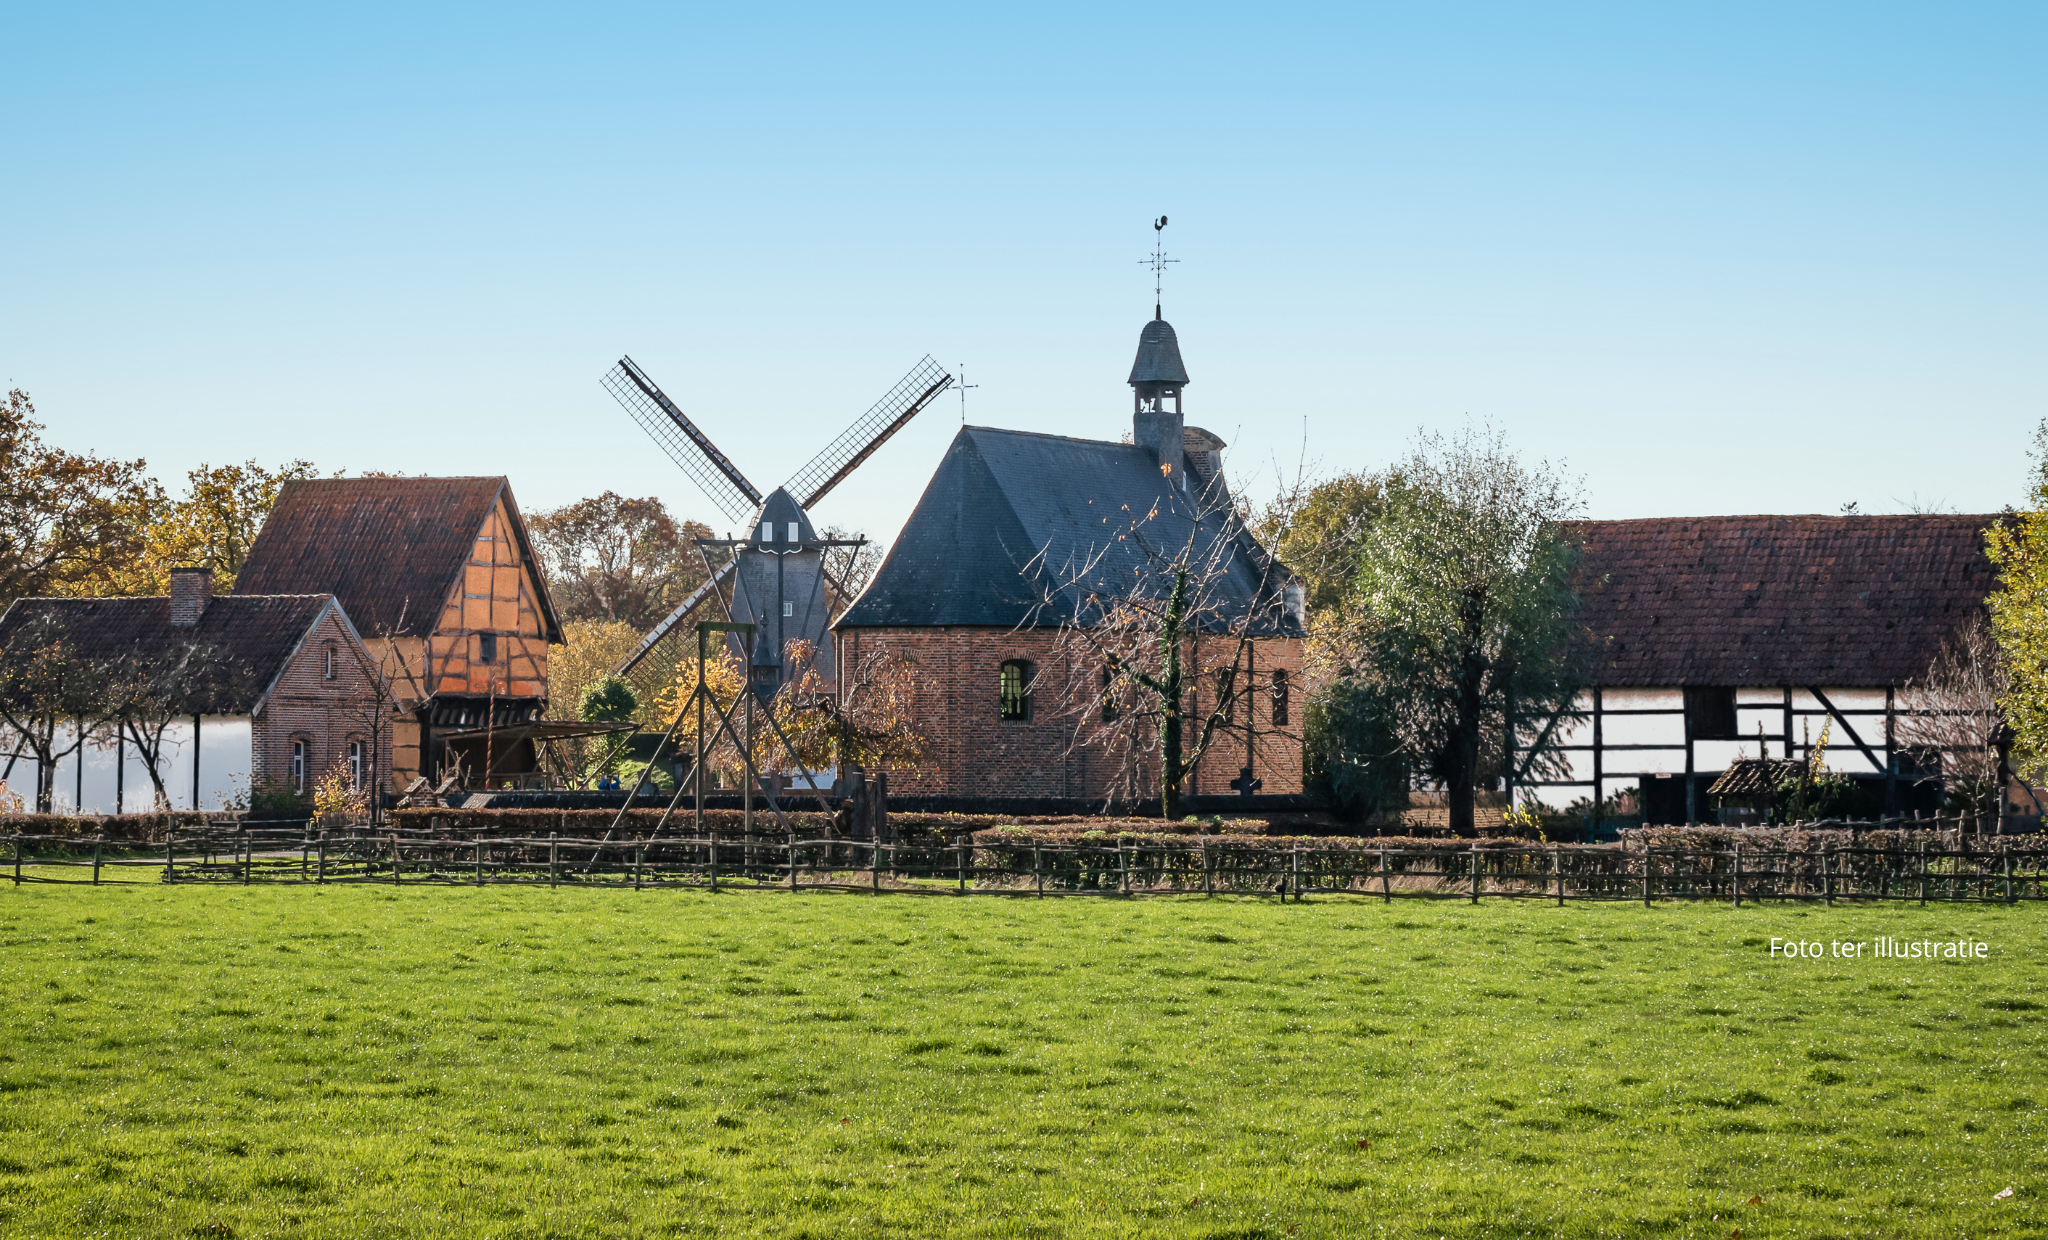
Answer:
top-left (1130, 215), bottom-right (1190, 475)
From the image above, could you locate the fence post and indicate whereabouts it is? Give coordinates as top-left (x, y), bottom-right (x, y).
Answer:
top-left (242, 827), bottom-right (251, 886)
top-left (792, 835), bottom-right (800, 893)
top-left (1470, 843), bottom-right (1480, 904)
top-left (2006, 851), bottom-right (2015, 905)
top-left (474, 839), bottom-right (483, 885)
top-left (1294, 847), bottom-right (1303, 903)
top-left (1919, 839), bottom-right (1928, 905)
top-left (635, 842), bottom-right (645, 892)
top-left (164, 829), bottom-right (175, 884)
top-left (92, 835), bottom-right (103, 886)
top-left (1553, 845), bottom-right (1564, 907)
top-left (549, 832), bottom-right (558, 889)
top-left (1035, 846), bottom-right (1044, 898)
top-left (871, 839), bottom-right (881, 894)
top-left (1733, 843), bottom-right (1743, 909)
top-left (317, 832), bottom-right (327, 884)
top-left (1823, 847), bottom-right (1833, 906)
top-left (1201, 843), bottom-right (1211, 897)
top-left (1119, 841), bottom-right (1129, 896)
top-left (957, 839), bottom-right (967, 894)
top-left (300, 833), bottom-right (310, 882)
top-left (710, 834), bottom-right (719, 891)
top-left (1642, 847), bottom-right (1652, 907)
top-left (1380, 849), bottom-right (1391, 903)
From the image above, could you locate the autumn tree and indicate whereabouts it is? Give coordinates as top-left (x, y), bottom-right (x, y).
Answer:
top-left (0, 389), bottom-right (160, 606)
top-left (530, 492), bottom-right (723, 631)
top-left (1321, 426), bottom-right (1587, 836)
top-left (125, 459), bottom-right (322, 594)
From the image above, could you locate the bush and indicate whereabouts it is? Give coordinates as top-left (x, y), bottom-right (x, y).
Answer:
top-left (1303, 678), bottom-right (1409, 822)
top-left (580, 677), bottom-right (639, 724)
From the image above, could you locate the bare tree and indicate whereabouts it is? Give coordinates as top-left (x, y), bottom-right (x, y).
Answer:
top-left (96, 640), bottom-right (253, 810)
top-left (1036, 489), bottom-right (1301, 821)
top-left (1895, 613), bottom-right (2013, 819)
top-left (0, 613), bottom-right (102, 812)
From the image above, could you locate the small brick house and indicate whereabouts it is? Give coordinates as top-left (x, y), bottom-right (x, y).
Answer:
top-left (233, 477), bottom-right (565, 789)
top-left (835, 313), bottom-right (1307, 800)
top-left (0, 569), bottom-right (384, 810)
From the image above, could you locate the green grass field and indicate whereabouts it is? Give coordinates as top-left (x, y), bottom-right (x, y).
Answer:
top-left (0, 882), bottom-right (2041, 1239)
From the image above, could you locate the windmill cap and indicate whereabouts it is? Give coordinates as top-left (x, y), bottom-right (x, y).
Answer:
top-left (1128, 318), bottom-right (1190, 386)
top-left (752, 487), bottom-right (816, 543)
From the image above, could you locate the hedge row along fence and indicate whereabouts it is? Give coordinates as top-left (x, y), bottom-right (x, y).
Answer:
top-left (8, 819), bottom-right (2046, 904)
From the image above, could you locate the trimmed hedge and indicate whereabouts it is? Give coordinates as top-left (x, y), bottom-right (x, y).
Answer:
top-left (0, 813), bottom-right (221, 843)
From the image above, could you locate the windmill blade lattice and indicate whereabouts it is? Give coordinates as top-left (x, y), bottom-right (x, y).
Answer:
top-left (782, 357), bottom-right (953, 508)
top-left (603, 357), bottom-right (763, 525)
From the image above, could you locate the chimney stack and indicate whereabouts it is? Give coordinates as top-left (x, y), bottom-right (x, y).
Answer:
top-left (168, 567), bottom-right (213, 626)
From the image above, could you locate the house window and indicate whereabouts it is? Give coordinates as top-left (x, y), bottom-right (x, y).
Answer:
top-left (788, 522), bottom-right (800, 543)
top-left (1271, 669), bottom-right (1290, 726)
top-left (999, 660), bottom-right (1031, 721)
top-left (782, 601), bottom-right (794, 617)
top-left (1684, 687), bottom-right (1738, 740)
top-left (347, 739), bottom-right (364, 790)
top-left (290, 739), bottom-right (308, 794)
top-left (760, 522), bottom-right (773, 544)
top-left (1101, 666), bottom-right (1118, 722)
top-left (323, 642), bottom-right (337, 680)
top-left (479, 633), bottom-right (497, 665)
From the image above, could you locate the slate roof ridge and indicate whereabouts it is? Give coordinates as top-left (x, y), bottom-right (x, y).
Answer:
top-left (963, 424), bottom-right (1136, 450)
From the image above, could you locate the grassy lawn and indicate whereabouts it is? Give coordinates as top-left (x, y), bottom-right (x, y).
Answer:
top-left (0, 883), bottom-right (2042, 1238)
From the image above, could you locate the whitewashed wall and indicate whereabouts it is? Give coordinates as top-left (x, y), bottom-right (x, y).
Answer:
top-left (1, 718), bottom-right (254, 813)
top-left (1527, 687), bottom-right (1892, 811)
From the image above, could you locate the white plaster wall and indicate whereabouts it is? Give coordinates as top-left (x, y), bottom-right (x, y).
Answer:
top-left (4, 718), bottom-right (253, 814)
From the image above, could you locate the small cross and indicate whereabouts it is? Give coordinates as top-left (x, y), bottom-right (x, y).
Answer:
top-left (1231, 767), bottom-right (1262, 797)
top-left (958, 364), bottom-right (978, 423)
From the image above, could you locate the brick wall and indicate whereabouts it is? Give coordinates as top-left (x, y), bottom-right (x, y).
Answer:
top-left (836, 626), bottom-right (1303, 800)
top-left (250, 605), bottom-right (396, 798)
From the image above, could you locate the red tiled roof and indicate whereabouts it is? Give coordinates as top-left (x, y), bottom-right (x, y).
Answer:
top-left (233, 477), bottom-right (562, 641)
top-left (0, 594), bottom-right (337, 713)
top-left (1572, 514), bottom-right (2000, 688)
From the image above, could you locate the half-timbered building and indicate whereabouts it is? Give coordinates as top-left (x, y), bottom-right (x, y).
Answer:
top-left (234, 476), bottom-right (565, 788)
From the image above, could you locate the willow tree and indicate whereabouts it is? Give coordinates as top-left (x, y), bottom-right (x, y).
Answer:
top-left (1329, 425), bottom-right (1585, 837)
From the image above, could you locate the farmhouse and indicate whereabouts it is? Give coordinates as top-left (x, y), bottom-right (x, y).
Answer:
top-left (233, 476), bottom-right (565, 789)
top-left (0, 568), bottom-right (381, 811)
top-left (1530, 513), bottom-right (2005, 824)
top-left (835, 313), bottom-right (1307, 800)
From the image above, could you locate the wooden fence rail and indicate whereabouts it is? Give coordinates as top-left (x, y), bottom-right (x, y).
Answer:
top-left (4, 830), bottom-right (2043, 905)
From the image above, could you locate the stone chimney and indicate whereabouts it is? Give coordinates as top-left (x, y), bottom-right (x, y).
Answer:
top-left (168, 567), bottom-right (213, 626)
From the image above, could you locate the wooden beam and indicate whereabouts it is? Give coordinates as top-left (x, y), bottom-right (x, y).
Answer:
top-left (1805, 687), bottom-right (1886, 774)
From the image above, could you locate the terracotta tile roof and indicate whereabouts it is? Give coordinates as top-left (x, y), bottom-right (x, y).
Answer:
top-left (233, 477), bottom-right (562, 641)
top-left (1573, 513), bottom-right (2000, 688)
top-left (0, 594), bottom-right (338, 713)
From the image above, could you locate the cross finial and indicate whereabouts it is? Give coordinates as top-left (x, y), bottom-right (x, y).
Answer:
top-left (957, 364), bottom-right (979, 424)
top-left (1140, 215), bottom-right (1177, 320)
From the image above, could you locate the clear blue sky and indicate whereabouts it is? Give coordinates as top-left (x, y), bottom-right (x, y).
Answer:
top-left (4, 3), bottom-right (2042, 547)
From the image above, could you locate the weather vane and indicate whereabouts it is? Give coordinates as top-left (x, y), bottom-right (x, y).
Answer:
top-left (1139, 215), bottom-right (1177, 320)
top-left (957, 364), bottom-right (978, 423)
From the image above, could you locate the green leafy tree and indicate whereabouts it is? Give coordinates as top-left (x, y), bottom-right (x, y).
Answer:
top-left (1301, 677), bottom-right (1408, 822)
top-left (1989, 421), bottom-right (2048, 778)
top-left (1326, 425), bottom-right (1586, 836)
top-left (529, 492), bottom-right (723, 631)
top-left (579, 676), bottom-right (639, 723)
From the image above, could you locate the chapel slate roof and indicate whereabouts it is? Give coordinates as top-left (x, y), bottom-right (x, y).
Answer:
top-left (1572, 513), bottom-right (2001, 688)
top-left (1128, 319), bottom-right (1190, 386)
top-left (0, 595), bottom-right (340, 713)
top-left (233, 477), bottom-right (563, 641)
top-left (836, 425), bottom-right (1297, 632)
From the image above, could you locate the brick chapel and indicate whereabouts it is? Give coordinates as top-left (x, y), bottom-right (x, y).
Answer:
top-left (834, 310), bottom-right (1307, 800)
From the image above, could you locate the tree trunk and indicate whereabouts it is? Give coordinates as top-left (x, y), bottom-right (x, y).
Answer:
top-left (1159, 564), bottom-right (1188, 823)
top-left (1448, 596), bottom-right (1488, 837)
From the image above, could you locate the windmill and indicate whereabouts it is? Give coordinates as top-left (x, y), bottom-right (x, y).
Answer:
top-left (599, 354), bottom-right (952, 696)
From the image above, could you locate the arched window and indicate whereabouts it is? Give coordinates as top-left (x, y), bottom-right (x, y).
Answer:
top-left (290, 739), bottom-right (309, 793)
top-left (1271, 669), bottom-right (1290, 726)
top-left (323, 642), bottom-right (337, 680)
top-left (999, 660), bottom-right (1032, 721)
top-left (347, 739), bottom-right (364, 790)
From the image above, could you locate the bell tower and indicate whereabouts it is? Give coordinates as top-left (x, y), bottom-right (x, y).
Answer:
top-left (1130, 217), bottom-right (1189, 472)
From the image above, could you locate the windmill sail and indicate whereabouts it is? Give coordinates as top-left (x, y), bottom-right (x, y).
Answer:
top-left (603, 357), bottom-right (763, 525)
top-left (782, 357), bottom-right (953, 508)
top-left (611, 559), bottom-right (738, 677)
